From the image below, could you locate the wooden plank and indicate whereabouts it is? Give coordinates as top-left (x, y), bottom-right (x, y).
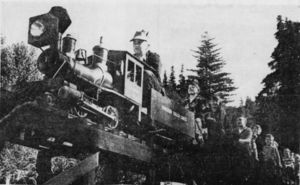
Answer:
top-left (43, 152), bottom-right (99, 185)
top-left (89, 127), bottom-right (154, 162)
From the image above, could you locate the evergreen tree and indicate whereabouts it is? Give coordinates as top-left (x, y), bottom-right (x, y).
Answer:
top-left (163, 67), bottom-right (181, 101)
top-left (237, 98), bottom-right (245, 116)
top-left (168, 66), bottom-right (176, 91)
top-left (256, 16), bottom-right (300, 151)
top-left (189, 32), bottom-right (236, 102)
top-left (255, 95), bottom-right (281, 134)
top-left (244, 97), bottom-right (256, 117)
top-left (177, 64), bottom-right (187, 97)
top-left (163, 70), bottom-right (168, 88)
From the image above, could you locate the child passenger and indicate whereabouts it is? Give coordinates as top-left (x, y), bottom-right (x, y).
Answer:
top-left (260, 134), bottom-right (282, 184)
top-left (282, 148), bottom-right (295, 184)
top-left (262, 134), bottom-right (282, 168)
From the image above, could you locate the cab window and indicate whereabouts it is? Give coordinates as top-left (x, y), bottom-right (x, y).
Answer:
top-left (127, 60), bottom-right (134, 82)
top-left (136, 65), bottom-right (142, 86)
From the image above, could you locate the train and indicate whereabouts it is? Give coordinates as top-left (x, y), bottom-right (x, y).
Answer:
top-left (27, 6), bottom-right (195, 149)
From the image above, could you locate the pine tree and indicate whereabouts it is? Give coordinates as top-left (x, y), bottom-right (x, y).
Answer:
top-left (177, 64), bottom-right (187, 97)
top-left (168, 66), bottom-right (176, 91)
top-left (256, 16), bottom-right (300, 151)
top-left (245, 97), bottom-right (256, 117)
top-left (163, 70), bottom-right (168, 88)
top-left (189, 32), bottom-right (236, 102)
top-left (164, 67), bottom-right (181, 101)
top-left (238, 98), bottom-right (245, 116)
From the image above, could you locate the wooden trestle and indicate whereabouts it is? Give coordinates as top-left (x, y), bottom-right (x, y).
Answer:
top-left (0, 101), bottom-right (158, 185)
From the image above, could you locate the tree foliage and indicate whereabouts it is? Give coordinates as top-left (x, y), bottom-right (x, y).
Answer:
top-left (1, 40), bottom-right (42, 88)
top-left (0, 143), bottom-right (37, 183)
top-left (189, 32), bottom-right (236, 102)
top-left (164, 66), bottom-right (181, 101)
top-left (168, 66), bottom-right (176, 91)
top-left (163, 70), bottom-right (168, 88)
top-left (256, 16), bottom-right (300, 151)
top-left (177, 64), bottom-right (188, 98)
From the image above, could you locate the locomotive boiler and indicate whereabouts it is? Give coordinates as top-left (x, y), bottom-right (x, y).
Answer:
top-left (27, 6), bottom-right (195, 149)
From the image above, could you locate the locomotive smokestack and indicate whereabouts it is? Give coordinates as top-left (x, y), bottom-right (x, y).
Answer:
top-left (99, 36), bottom-right (103, 47)
top-left (62, 34), bottom-right (76, 57)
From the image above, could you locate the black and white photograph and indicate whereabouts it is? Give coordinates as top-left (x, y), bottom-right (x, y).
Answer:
top-left (0, 0), bottom-right (300, 184)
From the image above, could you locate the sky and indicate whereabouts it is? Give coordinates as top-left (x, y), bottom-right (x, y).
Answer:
top-left (1, 0), bottom-right (300, 106)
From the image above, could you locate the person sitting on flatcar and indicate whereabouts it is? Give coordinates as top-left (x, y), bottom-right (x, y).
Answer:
top-left (206, 95), bottom-right (226, 140)
top-left (183, 79), bottom-right (208, 145)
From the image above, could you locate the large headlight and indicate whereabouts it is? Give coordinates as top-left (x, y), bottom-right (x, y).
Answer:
top-left (28, 13), bottom-right (59, 47)
top-left (30, 20), bottom-right (45, 37)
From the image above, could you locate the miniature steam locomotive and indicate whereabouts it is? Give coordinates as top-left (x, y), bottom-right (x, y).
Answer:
top-left (28, 6), bottom-right (195, 147)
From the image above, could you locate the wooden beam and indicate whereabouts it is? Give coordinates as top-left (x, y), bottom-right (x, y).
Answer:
top-left (89, 127), bottom-right (154, 162)
top-left (43, 152), bottom-right (99, 185)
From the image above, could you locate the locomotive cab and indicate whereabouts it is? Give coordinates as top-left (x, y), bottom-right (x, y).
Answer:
top-left (107, 50), bottom-right (144, 105)
top-left (107, 50), bottom-right (195, 145)
top-left (124, 54), bottom-right (144, 104)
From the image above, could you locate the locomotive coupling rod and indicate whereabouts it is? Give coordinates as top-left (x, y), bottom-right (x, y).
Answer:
top-left (148, 129), bottom-right (166, 134)
top-left (155, 134), bottom-right (173, 141)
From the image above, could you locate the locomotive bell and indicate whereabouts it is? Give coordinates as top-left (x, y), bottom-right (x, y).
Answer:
top-left (75, 49), bottom-right (87, 64)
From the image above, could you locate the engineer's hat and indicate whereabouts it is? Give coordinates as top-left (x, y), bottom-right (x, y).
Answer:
top-left (130, 30), bottom-right (149, 42)
top-left (190, 79), bottom-right (200, 90)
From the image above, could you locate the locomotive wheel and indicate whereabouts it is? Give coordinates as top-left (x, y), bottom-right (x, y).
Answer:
top-left (103, 106), bottom-right (119, 130)
top-left (70, 106), bottom-right (88, 118)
